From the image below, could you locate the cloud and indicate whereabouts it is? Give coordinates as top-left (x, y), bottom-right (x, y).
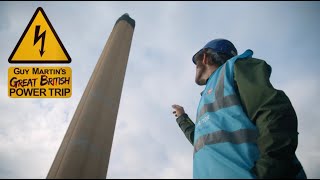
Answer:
top-left (0, 89), bottom-right (80, 178)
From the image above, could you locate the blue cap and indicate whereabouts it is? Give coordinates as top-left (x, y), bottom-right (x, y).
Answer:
top-left (192, 39), bottom-right (238, 64)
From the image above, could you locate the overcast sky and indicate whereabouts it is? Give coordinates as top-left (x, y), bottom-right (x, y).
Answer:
top-left (0, 1), bottom-right (319, 179)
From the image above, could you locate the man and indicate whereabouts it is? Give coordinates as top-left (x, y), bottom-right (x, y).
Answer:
top-left (172, 39), bottom-right (307, 179)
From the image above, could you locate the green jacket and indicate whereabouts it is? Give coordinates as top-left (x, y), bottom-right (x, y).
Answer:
top-left (177, 58), bottom-right (306, 178)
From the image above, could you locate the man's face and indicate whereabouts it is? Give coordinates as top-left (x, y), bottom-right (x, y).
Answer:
top-left (195, 51), bottom-right (207, 86)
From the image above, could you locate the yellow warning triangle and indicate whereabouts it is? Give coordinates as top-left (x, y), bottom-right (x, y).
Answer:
top-left (8, 7), bottom-right (71, 63)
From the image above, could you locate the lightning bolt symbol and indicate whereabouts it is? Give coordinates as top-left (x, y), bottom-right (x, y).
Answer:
top-left (34, 25), bottom-right (46, 57)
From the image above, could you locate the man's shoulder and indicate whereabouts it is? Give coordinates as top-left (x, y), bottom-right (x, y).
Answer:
top-left (233, 57), bottom-right (272, 80)
top-left (234, 57), bottom-right (271, 71)
top-left (235, 57), bottom-right (267, 65)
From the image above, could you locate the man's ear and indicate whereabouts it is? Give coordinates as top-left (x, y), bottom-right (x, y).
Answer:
top-left (202, 53), bottom-right (208, 65)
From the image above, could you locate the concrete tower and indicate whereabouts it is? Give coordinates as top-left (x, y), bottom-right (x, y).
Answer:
top-left (47, 13), bottom-right (135, 179)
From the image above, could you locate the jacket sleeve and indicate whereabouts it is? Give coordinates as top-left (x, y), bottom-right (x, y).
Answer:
top-left (234, 58), bottom-right (300, 178)
top-left (176, 113), bottom-right (195, 145)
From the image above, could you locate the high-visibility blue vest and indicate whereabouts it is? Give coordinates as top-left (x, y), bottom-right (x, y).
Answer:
top-left (193, 50), bottom-right (259, 178)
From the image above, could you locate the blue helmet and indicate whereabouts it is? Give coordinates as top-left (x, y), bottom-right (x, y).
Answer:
top-left (192, 38), bottom-right (238, 64)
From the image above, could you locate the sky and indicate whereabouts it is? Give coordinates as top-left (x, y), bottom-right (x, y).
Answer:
top-left (0, 1), bottom-right (320, 179)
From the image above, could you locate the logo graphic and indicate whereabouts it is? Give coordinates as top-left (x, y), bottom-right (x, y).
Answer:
top-left (8, 67), bottom-right (72, 98)
top-left (8, 7), bottom-right (71, 63)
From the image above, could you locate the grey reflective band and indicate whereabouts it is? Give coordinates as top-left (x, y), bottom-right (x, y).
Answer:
top-left (194, 129), bottom-right (258, 154)
top-left (215, 64), bottom-right (226, 98)
top-left (197, 94), bottom-right (240, 121)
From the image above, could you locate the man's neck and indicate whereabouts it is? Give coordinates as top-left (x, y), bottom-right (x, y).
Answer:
top-left (205, 65), bottom-right (219, 83)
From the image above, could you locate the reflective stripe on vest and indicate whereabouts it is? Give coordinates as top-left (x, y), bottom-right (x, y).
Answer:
top-left (196, 94), bottom-right (241, 120)
top-left (194, 128), bottom-right (258, 154)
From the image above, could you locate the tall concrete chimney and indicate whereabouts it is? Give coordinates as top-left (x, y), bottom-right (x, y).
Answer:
top-left (47, 13), bottom-right (135, 179)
